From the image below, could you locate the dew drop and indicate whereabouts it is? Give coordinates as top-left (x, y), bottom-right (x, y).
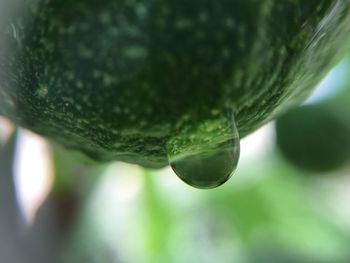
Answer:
top-left (167, 109), bottom-right (240, 189)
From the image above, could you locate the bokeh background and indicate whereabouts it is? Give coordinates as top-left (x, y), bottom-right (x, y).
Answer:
top-left (1, 56), bottom-right (350, 262)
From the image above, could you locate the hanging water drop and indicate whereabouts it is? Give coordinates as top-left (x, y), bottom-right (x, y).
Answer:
top-left (167, 109), bottom-right (240, 189)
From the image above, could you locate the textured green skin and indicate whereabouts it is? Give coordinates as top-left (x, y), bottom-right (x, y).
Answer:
top-left (1, 0), bottom-right (350, 168)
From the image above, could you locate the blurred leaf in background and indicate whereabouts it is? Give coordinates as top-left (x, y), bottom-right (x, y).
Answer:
top-left (276, 55), bottom-right (350, 174)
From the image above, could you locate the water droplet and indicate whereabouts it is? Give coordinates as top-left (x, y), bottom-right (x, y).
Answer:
top-left (167, 109), bottom-right (240, 189)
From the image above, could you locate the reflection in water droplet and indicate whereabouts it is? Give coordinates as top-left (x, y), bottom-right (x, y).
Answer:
top-left (3, 23), bottom-right (17, 39)
top-left (167, 109), bottom-right (240, 189)
top-left (10, 23), bottom-right (17, 39)
top-left (171, 139), bottom-right (239, 189)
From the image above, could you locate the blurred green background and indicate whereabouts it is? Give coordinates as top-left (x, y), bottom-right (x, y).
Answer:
top-left (1, 55), bottom-right (350, 263)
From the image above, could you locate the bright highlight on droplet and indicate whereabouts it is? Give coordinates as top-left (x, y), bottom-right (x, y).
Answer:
top-left (167, 109), bottom-right (240, 189)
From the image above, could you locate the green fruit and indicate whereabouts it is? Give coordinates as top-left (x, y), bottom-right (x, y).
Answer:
top-left (276, 104), bottom-right (350, 172)
top-left (1, 1), bottom-right (350, 168)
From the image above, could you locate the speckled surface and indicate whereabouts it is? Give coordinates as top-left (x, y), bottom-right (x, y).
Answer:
top-left (1, 0), bottom-right (350, 168)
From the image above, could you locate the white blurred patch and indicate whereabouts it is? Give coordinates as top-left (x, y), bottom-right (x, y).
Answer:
top-left (13, 129), bottom-right (54, 225)
top-left (240, 122), bottom-right (276, 161)
top-left (97, 162), bottom-right (144, 204)
top-left (151, 165), bottom-right (203, 207)
top-left (86, 163), bottom-right (144, 262)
